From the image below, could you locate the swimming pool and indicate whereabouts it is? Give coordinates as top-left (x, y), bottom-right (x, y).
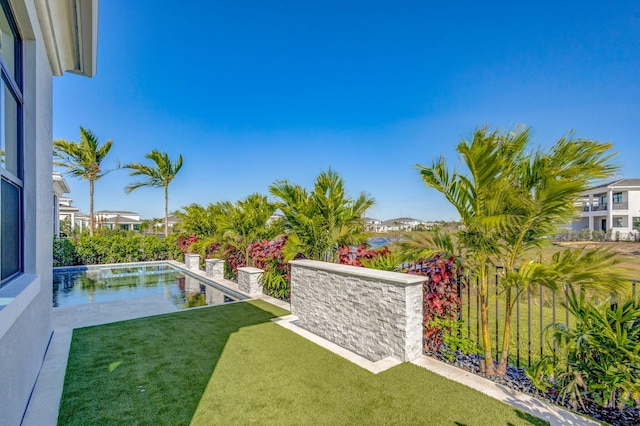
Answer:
top-left (53, 262), bottom-right (244, 309)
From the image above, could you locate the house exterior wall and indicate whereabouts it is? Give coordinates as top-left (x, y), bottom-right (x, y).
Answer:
top-left (572, 182), bottom-right (640, 239)
top-left (0, 2), bottom-right (54, 423)
top-left (628, 189), bottom-right (640, 233)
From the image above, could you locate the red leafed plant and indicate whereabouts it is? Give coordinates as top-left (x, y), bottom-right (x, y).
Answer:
top-left (222, 244), bottom-right (246, 280)
top-left (177, 234), bottom-right (198, 253)
top-left (405, 254), bottom-right (464, 351)
top-left (249, 235), bottom-right (290, 300)
top-left (337, 243), bottom-right (390, 266)
top-left (204, 241), bottom-right (221, 259)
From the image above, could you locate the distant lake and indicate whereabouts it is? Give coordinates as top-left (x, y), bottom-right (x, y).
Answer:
top-left (368, 237), bottom-right (402, 249)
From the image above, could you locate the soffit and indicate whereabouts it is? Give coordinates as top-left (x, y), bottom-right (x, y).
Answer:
top-left (34, 0), bottom-right (98, 77)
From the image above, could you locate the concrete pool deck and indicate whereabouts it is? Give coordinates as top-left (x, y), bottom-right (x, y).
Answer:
top-left (23, 294), bottom-right (596, 426)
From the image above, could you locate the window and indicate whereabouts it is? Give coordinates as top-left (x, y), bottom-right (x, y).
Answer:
top-left (0, 0), bottom-right (22, 287)
top-left (600, 195), bottom-right (607, 207)
top-left (613, 217), bottom-right (623, 228)
top-left (613, 192), bottom-right (623, 203)
top-left (133, 224), bottom-right (140, 231)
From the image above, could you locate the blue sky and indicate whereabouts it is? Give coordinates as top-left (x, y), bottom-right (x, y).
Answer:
top-left (53, 1), bottom-right (640, 221)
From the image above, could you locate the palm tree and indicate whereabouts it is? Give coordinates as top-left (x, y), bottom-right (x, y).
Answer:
top-left (175, 203), bottom-right (222, 238)
top-left (123, 150), bottom-right (183, 236)
top-left (417, 126), bottom-right (624, 376)
top-left (53, 127), bottom-right (113, 236)
top-left (417, 127), bottom-right (521, 375)
top-left (270, 169), bottom-right (374, 262)
top-left (494, 132), bottom-right (621, 375)
top-left (217, 193), bottom-right (280, 266)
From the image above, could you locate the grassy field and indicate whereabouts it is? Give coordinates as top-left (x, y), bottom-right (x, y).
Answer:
top-left (59, 300), bottom-right (548, 425)
top-left (459, 285), bottom-right (575, 368)
top-left (542, 241), bottom-right (640, 277)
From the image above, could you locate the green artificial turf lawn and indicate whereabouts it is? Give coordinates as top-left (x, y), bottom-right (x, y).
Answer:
top-left (59, 300), bottom-right (549, 426)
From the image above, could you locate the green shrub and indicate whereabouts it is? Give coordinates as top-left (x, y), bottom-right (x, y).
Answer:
top-left (527, 287), bottom-right (640, 409)
top-left (429, 317), bottom-right (479, 362)
top-left (72, 229), bottom-right (177, 265)
top-left (53, 237), bottom-right (78, 267)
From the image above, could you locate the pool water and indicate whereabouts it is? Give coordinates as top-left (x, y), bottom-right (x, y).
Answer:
top-left (53, 263), bottom-right (241, 309)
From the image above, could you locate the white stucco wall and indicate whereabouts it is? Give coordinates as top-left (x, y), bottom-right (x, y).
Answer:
top-left (0, 1), bottom-right (58, 424)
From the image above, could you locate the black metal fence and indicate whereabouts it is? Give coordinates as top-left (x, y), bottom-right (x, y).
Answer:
top-left (457, 273), bottom-right (639, 369)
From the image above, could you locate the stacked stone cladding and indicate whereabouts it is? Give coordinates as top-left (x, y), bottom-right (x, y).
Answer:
top-left (205, 259), bottom-right (225, 280)
top-left (184, 253), bottom-right (200, 271)
top-left (237, 267), bottom-right (264, 296)
top-left (290, 260), bottom-right (425, 362)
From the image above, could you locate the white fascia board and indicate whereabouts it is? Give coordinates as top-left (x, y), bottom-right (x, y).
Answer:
top-left (52, 173), bottom-right (70, 196)
top-left (35, 0), bottom-right (98, 77)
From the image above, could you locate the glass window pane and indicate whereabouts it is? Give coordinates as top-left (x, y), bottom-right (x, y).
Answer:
top-left (1, 178), bottom-right (21, 280)
top-left (0, 81), bottom-right (18, 176)
top-left (0, 4), bottom-right (15, 80)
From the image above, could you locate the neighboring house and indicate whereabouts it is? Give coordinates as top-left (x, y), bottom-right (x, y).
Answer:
top-left (371, 217), bottom-right (433, 232)
top-left (53, 172), bottom-right (71, 236)
top-left (0, 1), bottom-right (98, 424)
top-left (145, 215), bottom-right (180, 234)
top-left (570, 179), bottom-right (640, 239)
top-left (58, 197), bottom-right (90, 232)
top-left (267, 212), bottom-right (284, 225)
top-left (95, 210), bottom-right (142, 231)
top-left (363, 217), bottom-right (381, 231)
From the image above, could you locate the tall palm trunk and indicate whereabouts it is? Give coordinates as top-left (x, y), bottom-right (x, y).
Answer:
top-left (89, 179), bottom-right (95, 237)
top-left (164, 185), bottom-right (169, 236)
top-left (479, 265), bottom-right (496, 375)
top-left (496, 287), bottom-right (513, 376)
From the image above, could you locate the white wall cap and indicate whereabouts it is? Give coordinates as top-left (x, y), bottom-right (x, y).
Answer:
top-left (290, 259), bottom-right (426, 285)
top-left (237, 267), bottom-right (264, 274)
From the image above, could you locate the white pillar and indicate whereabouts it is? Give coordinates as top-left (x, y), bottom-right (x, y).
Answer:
top-left (184, 253), bottom-right (201, 271)
top-left (205, 259), bottom-right (225, 280)
top-left (237, 267), bottom-right (264, 296)
top-left (607, 189), bottom-right (614, 232)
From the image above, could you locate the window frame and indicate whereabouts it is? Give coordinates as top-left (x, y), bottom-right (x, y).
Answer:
top-left (613, 192), bottom-right (623, 204)
top-left (0, 0), bottom-right (23, 288)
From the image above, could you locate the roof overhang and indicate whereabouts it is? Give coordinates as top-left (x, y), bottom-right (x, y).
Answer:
top-left (35, 0), bottom-right (98, 77)
top-left (52, 172), bottom-right (71, 196)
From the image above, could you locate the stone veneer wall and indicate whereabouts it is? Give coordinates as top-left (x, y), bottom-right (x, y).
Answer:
top-left (290, 259), bottom-right (426, 362)
top-left (237, 267), bottom-right (264, 296)
top-left (205, 259), bottom-right (225, 280)
top-left (184, 254), bottom-right (200, 271)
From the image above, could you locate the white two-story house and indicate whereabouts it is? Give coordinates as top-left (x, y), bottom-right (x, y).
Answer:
top-left (571, 179), bottom-right (640, 239)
